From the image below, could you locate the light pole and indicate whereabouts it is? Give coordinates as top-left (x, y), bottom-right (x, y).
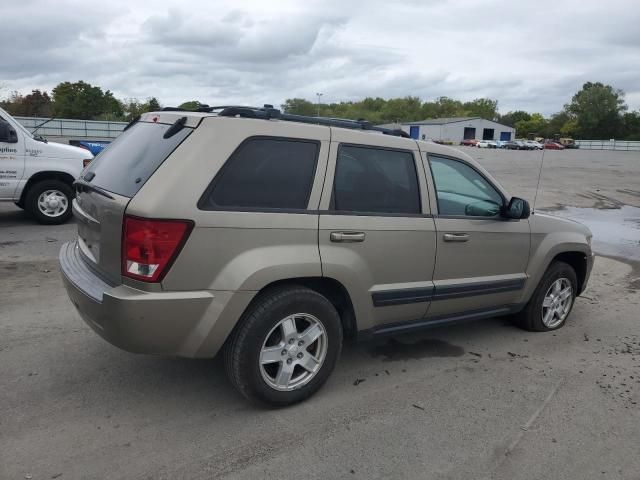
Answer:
top-left (316, 92), bottom-right (323, 117)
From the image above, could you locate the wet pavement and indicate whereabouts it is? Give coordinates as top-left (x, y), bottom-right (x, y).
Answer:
top-left (544, 205), bottom-right (640, 264)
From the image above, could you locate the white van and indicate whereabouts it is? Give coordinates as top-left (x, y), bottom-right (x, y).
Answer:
top-left (0, 106), bottom-right (93, 224)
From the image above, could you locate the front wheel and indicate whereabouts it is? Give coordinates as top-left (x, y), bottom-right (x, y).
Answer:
top-left (224, 286), bottom-right (343, 406)
top-left (514, 261), bottom-right (577, 331)
top-left (25, 179), bottom-right (74, 225)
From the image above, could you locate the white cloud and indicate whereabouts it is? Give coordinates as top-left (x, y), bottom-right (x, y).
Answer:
top-left (1, 0), bottom-right (639, 115)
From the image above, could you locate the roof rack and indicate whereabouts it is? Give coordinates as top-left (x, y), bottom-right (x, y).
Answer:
top-left (161, 104), bottom-right (409, 138)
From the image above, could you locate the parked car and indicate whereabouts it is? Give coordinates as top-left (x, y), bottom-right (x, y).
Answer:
top-left (503, 141), bottom-right (522, 150)
top-left (460, 139), bottom-right (478, 147)
top-left (558, 137), bottom-right (579, 149)
top-left (0, 106), bottom-right (93, 224)
top-left (524, 140), bottom-right (544, 150)
top-left (544, 141), bottom-right (565, 150)
top-left (60, 106), bottom-right (594, 406)
top-left (476, 140), bottom-right (497, 148)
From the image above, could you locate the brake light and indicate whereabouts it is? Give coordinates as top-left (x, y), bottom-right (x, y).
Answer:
top-left (122, 216), bottom-right (193, 282)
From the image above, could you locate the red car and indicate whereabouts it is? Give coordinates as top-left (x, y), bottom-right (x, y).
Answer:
top-left (544, 141), bottom-right (565, 150)
top-left (460, 139), bottom-right (479, 146)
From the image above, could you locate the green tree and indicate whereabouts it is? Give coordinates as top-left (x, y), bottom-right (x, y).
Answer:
top-left (380, 96), bottom-right (422, 123)
top-left (566, 82), bottom-right (627, 139)
top-left (621, 111), bottom-right (640, 140)
top-left (421, 96), bottom-right (466, 119)
top-left (116, 97), bottom-right (163, 121)
top-left (177, 100), bottom-right (202, 110)
top-left (499, 110), bottom-right (531, 128)
top-left (52, 81), bottom-right (122, 119)
top-left (281, 98), bottom-right (316, 116)
top-left (2, 89), bottom-right (53, 117)
top-left (147, 97), bottom-right (161, 111)
top-left (515, 113), bottom-right (548, 138)
top-left (463, 98), bottom-right (498, 120)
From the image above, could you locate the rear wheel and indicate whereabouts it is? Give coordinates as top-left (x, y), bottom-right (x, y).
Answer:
top-left (514, 261), bottom-right (577, 331)
top-left (25, 179), bottom-right (73, 225)
top-left (224, 286), bottom-right (343, 406)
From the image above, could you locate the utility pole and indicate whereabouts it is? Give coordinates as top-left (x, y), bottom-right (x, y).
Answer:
top-left (316, 92), bottom-right (323, 117)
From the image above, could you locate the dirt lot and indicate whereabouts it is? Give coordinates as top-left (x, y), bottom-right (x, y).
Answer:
top-left (1, 149), bottom-right (639, 479)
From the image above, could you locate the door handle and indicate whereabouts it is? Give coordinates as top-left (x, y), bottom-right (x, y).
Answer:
top-left (330, 231), bottom-right (366, 243)
top-left (443, 233), bottom-right (469, 242)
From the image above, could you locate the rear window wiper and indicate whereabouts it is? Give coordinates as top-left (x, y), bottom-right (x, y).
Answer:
top-left (123, 115), bottom-right (140, 132)
top-left (163, 116), bottom-right (188, 139)
top-left (74, 179), bottom-right (114, 200)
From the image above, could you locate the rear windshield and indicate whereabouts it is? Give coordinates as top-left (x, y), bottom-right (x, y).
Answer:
top-left (81, 121), bottom-right (192, 197)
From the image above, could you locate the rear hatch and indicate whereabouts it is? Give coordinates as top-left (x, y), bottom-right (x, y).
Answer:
top-left (73, 114), bottom-right (198, 284)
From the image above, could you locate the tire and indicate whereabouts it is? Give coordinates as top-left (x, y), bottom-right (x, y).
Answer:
top-left (514, 261), bottom-right (578, 332)
top-left (224, 286), bottom-right (343, 406)
top-left (25, 179), bottom-right (74, 225)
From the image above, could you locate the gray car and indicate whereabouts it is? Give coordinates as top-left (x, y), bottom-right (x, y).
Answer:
top-left (60, 106), bottom-right (594, 406)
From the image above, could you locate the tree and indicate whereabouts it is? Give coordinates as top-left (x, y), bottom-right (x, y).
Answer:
top-left (463, 98), bottom-right (498, 120)
top-left (178, 100), bottom-right (203, 110)
top-left (281, 98), bottom-right (316, 116)
top-left (20, 90), bottom-right (53, 117)
top-left (515, 113), bottom-right (548, 138)
top-left (621, 111), bottom-right (640, 140)
top-left (566, 82), bottom-right (627, 139)
top-left (117, 97), bottom-right (163, 121)
top-left (52, 81), bottom-right (122, 119)
top-left (380, 96), bottom-right (422, 123)
top-left (499, 110), bottom-right (531, 128)
top-left (147, 97), bottom-right (161, 111)
top-left (421, 96), bottom-right (465, 119)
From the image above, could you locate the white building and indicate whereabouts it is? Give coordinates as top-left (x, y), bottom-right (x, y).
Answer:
top-left (380, 117), bottom-right (516, 143)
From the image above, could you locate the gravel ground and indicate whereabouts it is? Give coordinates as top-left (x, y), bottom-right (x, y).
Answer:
top-left (1, 148), bottom-right (639, 479)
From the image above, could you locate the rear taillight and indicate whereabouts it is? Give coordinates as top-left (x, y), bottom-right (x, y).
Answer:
top-left (122, 216), bottom-right (193, 282)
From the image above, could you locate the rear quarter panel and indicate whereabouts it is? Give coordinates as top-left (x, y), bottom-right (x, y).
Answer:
top-left (127, 116), bottom-right (331, 293)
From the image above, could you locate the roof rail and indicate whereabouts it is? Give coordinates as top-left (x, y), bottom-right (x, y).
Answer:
top-left (159, 104), bottom-right (409, 138)
top-left (217, 105), bottom-right (409, 138)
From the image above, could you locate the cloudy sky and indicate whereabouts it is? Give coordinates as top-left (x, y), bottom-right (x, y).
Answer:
top-left (1, 0), bottom-right (639, 115)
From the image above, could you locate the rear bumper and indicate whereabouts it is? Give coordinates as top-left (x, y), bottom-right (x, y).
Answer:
top-left (59, 241), bottom-right (248, 358)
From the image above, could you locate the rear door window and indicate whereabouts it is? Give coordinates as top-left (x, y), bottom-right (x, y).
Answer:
top-left (200, 137), bottom-right (319, 210)
top-left (81, 121), bottom-right (192, 197)
top-left (332, 145), bottom-right (421, 215)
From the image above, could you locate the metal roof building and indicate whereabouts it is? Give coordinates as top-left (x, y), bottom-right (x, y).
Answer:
top-left (379, 117), bottom-right (516, 144)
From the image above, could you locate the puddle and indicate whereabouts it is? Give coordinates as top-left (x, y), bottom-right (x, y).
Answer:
top-left (545, 205), bottom-right (640, 263)
top-left (367, 337), bottom-right (465, 361)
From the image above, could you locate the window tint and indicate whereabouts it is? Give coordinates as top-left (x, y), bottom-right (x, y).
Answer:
top-left (203, 138), bottom-right (318, 210)
top-left (82, 121), bottom-right (192, 197)
top-left (333, 145), bottom-right (420, 214)
top-left (429, 156), bottom-right (503, 217)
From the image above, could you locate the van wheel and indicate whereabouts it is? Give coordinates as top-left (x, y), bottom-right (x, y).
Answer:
top-left (224, 286), bottom-right (343, 406)
top-left (514, 261), bottom-right (577, 332)
top-left (25, 180), bottom-right (74, 225)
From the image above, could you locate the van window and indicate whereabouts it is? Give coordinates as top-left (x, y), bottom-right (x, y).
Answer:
top-left (82, 121), bottom-right (192, 197)
top-left (332, 145), bottom-right (420, 214)
top-left (201, 137), bottom-right (319, 210)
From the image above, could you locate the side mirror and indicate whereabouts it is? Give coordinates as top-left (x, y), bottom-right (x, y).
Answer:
top-left (504, 197), bottom-right (530, 219)
top-left (0, 121), bottom-right (18, 143)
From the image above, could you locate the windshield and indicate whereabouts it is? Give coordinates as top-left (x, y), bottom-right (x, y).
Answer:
top-left (0, 107), bottom-right (33, 138)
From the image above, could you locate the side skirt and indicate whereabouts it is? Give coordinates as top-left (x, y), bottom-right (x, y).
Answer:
top-left (358, 304), bottom-right (524, 342)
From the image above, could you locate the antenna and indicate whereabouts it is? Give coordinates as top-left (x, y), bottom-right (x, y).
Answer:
top-left (532, 147), bottom-right (547, 213)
